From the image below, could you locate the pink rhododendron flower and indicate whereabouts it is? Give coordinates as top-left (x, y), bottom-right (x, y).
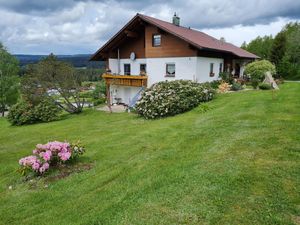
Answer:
top-left (43, 162), bottom-right (49, 170)
top-left (59, 152), bottom-right (71, 161)
top-left (39, 163), bottom-right (50, 173)
top-left (40, 151), bottom-right (52, 161)
top-left (32, 162), bottom-right (40, 171)
top-left (19, 141), bottom-right (84, 176)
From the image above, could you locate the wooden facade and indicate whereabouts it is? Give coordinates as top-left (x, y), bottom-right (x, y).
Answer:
top-left (144, 25), bottom-right (197, 58)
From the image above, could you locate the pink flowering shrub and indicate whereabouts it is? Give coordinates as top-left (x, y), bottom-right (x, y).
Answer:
top-left (18, 141), bottom-right (85, 176)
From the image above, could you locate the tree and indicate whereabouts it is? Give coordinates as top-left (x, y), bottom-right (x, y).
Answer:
top-left (270, 31), bottom-right (286, 66)
top-left (241, 41), bottom-right (247, 50)
top-left (242, 35), bottom-right (274, 60)
top-left (279, 27), bottom-right (300, 79)
top-left (23, 54), bottom-right (84, 114)
top-left (0, 43), bottom-right (20, 116)
top-left (270, 22), bottom-right (300, 79)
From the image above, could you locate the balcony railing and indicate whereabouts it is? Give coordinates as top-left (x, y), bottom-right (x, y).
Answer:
top-left (102, 74), bottom-right (148, 87)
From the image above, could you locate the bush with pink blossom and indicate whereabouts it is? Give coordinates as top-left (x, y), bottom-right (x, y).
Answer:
top-left (18, 141), bottom-right (85, 176)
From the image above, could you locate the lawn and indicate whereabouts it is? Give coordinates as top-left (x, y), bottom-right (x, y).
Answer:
top-left (0, 83), bottom-right (299, 225)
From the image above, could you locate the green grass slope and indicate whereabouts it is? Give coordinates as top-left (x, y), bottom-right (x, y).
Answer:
top-left (0, 83), bottom-right (299, 225)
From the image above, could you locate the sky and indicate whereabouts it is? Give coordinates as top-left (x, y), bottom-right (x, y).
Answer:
top-left (0, 0), bottom-right (300, 55)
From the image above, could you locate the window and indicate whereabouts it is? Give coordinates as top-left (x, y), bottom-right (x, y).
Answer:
top-left (140, 64), bottom-right (146, 74)
top-left (166, 63), bottom-right (175, 77)
top-left (152, 34), bottom-right (161, 47)
top-left (124, 64), bottom-right (131, 75)
top-left (210, 63), bottom-right (214, 77)
top-left (219, 63), bottom-right (223, 73)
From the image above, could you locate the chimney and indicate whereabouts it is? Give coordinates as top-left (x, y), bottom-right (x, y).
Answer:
top-left (172, 13), bottom-right (180, 26)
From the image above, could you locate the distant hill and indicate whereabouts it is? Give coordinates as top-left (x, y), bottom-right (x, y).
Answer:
top-left (14, 54), bottom-right (105, 69)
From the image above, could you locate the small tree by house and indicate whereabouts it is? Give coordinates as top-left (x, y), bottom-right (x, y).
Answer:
top-left (23, 54), bottom-right (85, 114)
top-left (0, 43), bottom-right (20, 116)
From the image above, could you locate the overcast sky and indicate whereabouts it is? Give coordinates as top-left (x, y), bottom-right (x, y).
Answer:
top-left (0, 0), bottom-right (299, 55)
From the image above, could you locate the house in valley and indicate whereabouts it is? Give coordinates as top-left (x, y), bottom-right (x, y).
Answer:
top-left (90, 13), bottom-right (259, 106)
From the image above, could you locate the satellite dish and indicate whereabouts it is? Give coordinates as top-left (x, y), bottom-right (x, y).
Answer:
top-left (130, 52), bottom-right (136, 61)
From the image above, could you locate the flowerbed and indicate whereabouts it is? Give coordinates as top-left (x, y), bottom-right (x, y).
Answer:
top-left (18, 141), bottom-right (85, 176)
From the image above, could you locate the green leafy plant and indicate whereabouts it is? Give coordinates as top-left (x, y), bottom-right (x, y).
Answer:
top-left (231, 82), bottom-right (243, 91)
top-left (219, 72), bottom-right (233, 83)
top-left (258, 83), bottom-right (272, 90)
top-left (93, 98), bottom-right (106, 106)
top-left (244, 60), bottom-right (276, 81)
top-left (0, 43), bottom-right (20, 116)
top-left (135, 80), bottom-right (215, 119)
top-left (251, 79), bottom-right (260, 89)
top-left (208, 80), bottom-right (222, 89)
top-left (7, 99), bottom-right (60, 125)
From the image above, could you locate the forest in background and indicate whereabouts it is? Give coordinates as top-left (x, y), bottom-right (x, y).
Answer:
top-left (241, 22), bottom-right (300, 80)
top-left (14, 54), bottom-right (105, 82)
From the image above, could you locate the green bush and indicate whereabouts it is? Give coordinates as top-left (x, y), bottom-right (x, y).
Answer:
top-left (258, 83), bottom-right (272, 90)
top-left (231, 82), bottom-right (243, 91)
top-left (93, 81), bottom-right (106, 98)
top-left (208, 80), bottom-right (222, 89)
top-left (251, 78), bottom-right (260, 89)
top-left (244, 60), bottom-right (276, 81)
top-left (219, 72), bottom-right (233, 83)
top-left (93, 98), bottom-right (106, 106)
top-left (33, 99), bottom-right (61, 122)
top-left (7, 99), bottom-right (60, 125)
top-left (135, 80), bottom-right (215, 119)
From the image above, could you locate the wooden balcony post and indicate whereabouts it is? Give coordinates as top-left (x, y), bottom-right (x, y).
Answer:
top-left (106, 83), bottom-right (112, 113)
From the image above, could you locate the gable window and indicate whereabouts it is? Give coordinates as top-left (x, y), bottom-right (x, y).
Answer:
top-left (152, 34), bottom-right (161, 47)
top-left (210, 63), bottom-right (214, 77)
top-left (124, 64), bottom-right (131, 75)
top-left (219, 63), bottom-right (223, 73)
top-left (140, 64), bottom-right (146, 74)
top-left (166, 63), bottom-right (175, 77)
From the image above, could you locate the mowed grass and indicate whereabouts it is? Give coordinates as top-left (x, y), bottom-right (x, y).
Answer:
top-left (0, 83), bottom-right (299, 225)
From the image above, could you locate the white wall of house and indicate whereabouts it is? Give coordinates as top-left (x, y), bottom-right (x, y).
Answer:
top-left (107, 56), bottom-right (224, 105)
top-left (146, 57), bottom-right (197, 85)
top-left (108, 58), bottom-right (146, 75)
top-left (108, 56), bottom-right (224, 85)
top-left (196, 57), bottom-right (224, 82)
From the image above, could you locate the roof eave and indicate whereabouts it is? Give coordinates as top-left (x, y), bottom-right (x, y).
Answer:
top-left (89, 13), bottom-right (141, 61)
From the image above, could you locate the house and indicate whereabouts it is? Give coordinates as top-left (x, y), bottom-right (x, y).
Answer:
top-left (90, 13), bottom-right (259, 105)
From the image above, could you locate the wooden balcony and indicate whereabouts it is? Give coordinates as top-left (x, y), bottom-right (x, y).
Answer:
top-left (102, 74), bottom-right (148, 87)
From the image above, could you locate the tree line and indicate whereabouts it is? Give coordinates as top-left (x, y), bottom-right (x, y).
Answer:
top-left (241, 22), bottom-right (300, 80)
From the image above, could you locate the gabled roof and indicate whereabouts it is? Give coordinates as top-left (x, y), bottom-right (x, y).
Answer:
top-left (90, 13), bottom-right (259, 60)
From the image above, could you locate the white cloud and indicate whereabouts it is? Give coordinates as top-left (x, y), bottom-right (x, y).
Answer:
top-left (202, 17), bottom-right (297, 47)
